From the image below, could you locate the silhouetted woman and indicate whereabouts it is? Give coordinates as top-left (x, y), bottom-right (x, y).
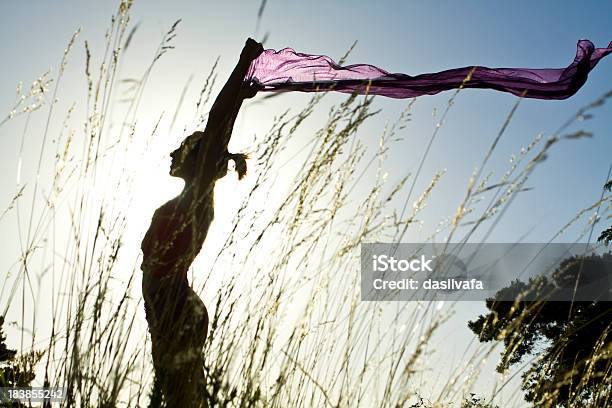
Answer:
top-left (140, 38), bottom-right (263, 407)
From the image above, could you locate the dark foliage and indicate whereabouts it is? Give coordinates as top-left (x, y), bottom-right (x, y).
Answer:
top-left (0, 316), bottom-right (39, 407)
top-left (598, 180), bottom-right (612, 245)
top-left (468, 253), bottom-right (612, 407)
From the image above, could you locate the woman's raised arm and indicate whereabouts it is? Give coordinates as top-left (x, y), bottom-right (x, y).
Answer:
top-left (192, 38), bottom-right (263, 186)
top-left (205, 38), bottom-right (263, 137)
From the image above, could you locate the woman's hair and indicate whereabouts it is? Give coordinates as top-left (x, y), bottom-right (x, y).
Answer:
top-left (227, 152), bottom-right (248, 180)
top-left (178, 132), bottom-right (248, 181)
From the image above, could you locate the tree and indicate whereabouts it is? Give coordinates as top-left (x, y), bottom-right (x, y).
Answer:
top-left (0, 316), bottom-right (41, 407)
top-left (598, 180), bottom-right (612, 245)
top-left (468, 253), bottom-right (612, 407)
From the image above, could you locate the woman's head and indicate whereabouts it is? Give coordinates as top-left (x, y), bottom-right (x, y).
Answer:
top-left (169, 131), bottom-right (202, 180)
top-left (169, 131), bottom-right (248, 182)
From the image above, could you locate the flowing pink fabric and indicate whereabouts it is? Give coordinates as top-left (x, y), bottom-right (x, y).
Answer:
top-left (246, 40), bottom-right (612, 100)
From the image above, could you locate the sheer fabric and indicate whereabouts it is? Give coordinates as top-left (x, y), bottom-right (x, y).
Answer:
top-left (246, 40), bottom-right (612, 100)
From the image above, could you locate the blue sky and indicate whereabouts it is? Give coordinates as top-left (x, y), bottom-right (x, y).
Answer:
top-left (0, 1), bottom-right (610, 405)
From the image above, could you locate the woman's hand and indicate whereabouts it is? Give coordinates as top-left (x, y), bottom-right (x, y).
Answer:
top-left (241, 80), bottom-right (262, 99)
top-left (241, 38), bottom-right (264, 62)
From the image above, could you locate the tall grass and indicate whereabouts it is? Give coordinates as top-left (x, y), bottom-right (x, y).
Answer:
top-left (0, 1), bottom-right (610, 407)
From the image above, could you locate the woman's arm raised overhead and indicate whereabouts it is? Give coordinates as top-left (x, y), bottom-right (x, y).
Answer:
top-left (207, 38), bottom-right (263, 130)
top-left (195, 39), bottom-right (264, 181)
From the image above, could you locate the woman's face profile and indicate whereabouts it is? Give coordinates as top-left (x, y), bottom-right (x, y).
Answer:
top-left (169, 145), bottom-right (186, 178)
top-left (169, 133), bottom-right (201, 179)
